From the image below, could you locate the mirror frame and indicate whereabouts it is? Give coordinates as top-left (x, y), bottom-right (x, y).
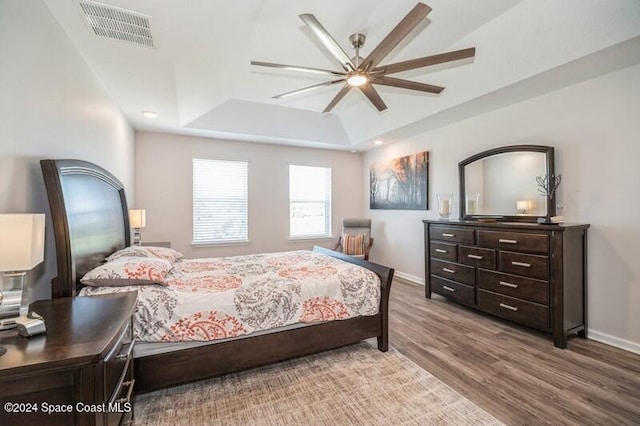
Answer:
top-left (459, 145), bottom-right (556, 222)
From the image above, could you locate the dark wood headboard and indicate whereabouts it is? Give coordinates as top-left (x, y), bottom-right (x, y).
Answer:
top-left (41, 160), bottom-right (130, 298)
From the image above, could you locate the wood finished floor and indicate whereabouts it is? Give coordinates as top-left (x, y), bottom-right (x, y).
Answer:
top-left (389, 278), bottom-right (640, 425)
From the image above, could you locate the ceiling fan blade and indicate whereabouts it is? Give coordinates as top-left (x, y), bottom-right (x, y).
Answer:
top-left (372, 76), bottom-right (443, 94)
top-left (273, 79), bottom-right (345, 99)
top-left (323, 84), bottom-right (352, 113)
top-left (299, 14), bottom-right (355, 72)
top-left (251, 61), bottom-right (346, 77)
top-left (376, 47), bottom-right (476, 75)
top-left (360, 3), bottom-right (432, 71)
top-left (359, 84), bottom-right (388, 111)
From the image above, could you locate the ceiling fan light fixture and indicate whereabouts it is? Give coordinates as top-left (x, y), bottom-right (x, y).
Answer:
top-left (347, 73), bottom-right (368, 87)
top-left (253, 3), bottom-right (475, 113)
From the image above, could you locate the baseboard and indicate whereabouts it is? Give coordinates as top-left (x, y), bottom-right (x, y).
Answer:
top-left (588, 330), bottom-right (640, 355)
top-left (393, 271), bottom-right (424, 286)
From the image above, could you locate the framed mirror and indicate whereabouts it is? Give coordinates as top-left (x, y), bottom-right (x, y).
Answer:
top-left (459, 145), bottom-right (555, 222)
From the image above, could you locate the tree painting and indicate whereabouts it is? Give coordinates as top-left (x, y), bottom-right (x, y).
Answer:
top-left (370, 151), bottom-right (428, 210)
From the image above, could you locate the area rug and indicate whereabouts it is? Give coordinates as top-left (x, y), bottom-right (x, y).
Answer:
top-left (134, 342), bottom-right (503, 425)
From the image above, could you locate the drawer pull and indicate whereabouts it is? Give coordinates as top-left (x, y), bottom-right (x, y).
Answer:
top-left (511, 261), bottom-right (531, 268)
top-left (467, 254), bottom-right (483, 260)
top-left (116, 379), bottom-right (135, 405)
top-left (442, 285), bottom-right (456, 292)
top-left (442, 233), bottom-right (455, 237)
top-left (442, 268), bottom-right (456, 274)
top-left (499, 239), bottom-right (518, 244)
top-left (435, 249), bottom-right (448, 253)
top-left (499, 303), bottom-right (518, 312)
top-left (114, 341), bottom-right (135, 361)
top-left (499, 281), bottom-right (518, 288)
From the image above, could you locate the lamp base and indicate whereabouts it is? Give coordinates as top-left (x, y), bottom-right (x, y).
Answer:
top-left (0, 318), bottom-right (17, 330)
top-left (132, 227), bottom-right (142, 246)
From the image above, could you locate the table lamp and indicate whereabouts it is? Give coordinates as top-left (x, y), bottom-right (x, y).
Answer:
top-left (516, 200), bottom-right (530, 214)
top-left (129, 209), bottom-right (146, 246)
top-left (0, 214), bottom-right (46, 337)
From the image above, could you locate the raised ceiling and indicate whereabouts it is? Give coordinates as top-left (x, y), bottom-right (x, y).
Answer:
top-left (45, 0), bottom-right (640, 150)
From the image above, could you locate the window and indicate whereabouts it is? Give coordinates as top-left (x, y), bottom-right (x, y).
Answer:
top-left (193, 159), bottom-right (248, 244)
top-left (289, 165), bottom-right (332, 239)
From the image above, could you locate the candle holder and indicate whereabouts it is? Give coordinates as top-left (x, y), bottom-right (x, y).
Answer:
top-left (437, 193), bottom-right (453, 220)
top-left (466, 193), bottom-right (479, 215)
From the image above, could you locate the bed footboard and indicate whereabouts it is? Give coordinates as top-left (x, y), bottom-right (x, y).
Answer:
top-left (312, 246), bottom-right (393, 351)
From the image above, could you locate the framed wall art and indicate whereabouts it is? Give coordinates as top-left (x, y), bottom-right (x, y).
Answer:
top-left (370, 151), bottom-right (428, 210)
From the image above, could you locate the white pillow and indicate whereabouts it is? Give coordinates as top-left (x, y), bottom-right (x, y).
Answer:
top-left (82, 256), bottom-right (173, 287)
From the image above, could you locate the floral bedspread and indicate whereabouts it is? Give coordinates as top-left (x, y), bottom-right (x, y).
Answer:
top-left (80, 250), bottom-right (381, 342)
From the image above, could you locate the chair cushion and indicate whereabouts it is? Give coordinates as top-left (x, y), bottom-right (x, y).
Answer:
top-left (343, 233), bottom-right (365, 256)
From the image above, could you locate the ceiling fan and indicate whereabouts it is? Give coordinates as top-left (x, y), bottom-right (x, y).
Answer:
top-left (251, 2), bottom-right (476, 113)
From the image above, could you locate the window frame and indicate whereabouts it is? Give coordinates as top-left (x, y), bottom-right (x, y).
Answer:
top-left (288, 164), bottom-right (332, 240)
top-left (192, 158), bottom-right (249, 246)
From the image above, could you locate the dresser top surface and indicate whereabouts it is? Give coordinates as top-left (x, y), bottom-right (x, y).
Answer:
top-left (423, 219), bottom-right (589, 231)
top-left (0, 292), bottom-right (137, 375)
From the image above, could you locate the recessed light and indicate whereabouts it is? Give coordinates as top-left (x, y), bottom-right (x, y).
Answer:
top-left (351, 150), bottom-right (358, 153)
top-left (142, 110), bottom-right (158, 118)
top-left (374, 140), bottom-right (383, 145)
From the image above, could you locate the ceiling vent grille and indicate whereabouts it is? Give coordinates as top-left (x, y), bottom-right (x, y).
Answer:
top-left (78, 0), bottom-right (154, 48)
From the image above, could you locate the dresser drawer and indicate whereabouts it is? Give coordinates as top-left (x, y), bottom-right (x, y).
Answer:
top-left (477, 289), bottom-right (549, 330)
top-left (429, 241), bottom-right (457, 262)
top-left (499, 251), bottom-right (548, 280)
top-left (105, 321), bottom-right (134, 402)
top-left (477, 269), bottom-right (548, 304)
top-left (459, 245), bottom-right (496, 269)
top-left (431, 276), bottom-right (475, 306)
top-left (431, 259), bottom-right (475, 285)
top-left (430, 225), bottom-right (475, 244)
top-left (478, 230), bottom-right (549, 254)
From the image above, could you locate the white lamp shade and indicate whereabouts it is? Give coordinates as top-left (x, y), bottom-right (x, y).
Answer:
top-left (516, 200), bottom-right (529, 211)
top-left (129, 209), bottom-right (146, 228)
top-left (0, 214), bottom-right (45, 272)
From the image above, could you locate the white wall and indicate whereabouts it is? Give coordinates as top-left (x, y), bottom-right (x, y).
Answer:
top-left (363, 64), bottom-right (640, 352)
top-left (135, 132), bottom-right (363, 258)
top-left (0, 1), bottom-right (135, 301)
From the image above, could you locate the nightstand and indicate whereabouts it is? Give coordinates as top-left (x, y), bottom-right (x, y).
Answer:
top-left (141, 242), bottom-right (171, 248)
top-left (0, 292), bottom-right (137, 426)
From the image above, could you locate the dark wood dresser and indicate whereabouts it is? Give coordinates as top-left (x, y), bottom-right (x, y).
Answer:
top-left (0, 292), bottom-right (137, 426)
top-left (423, 220), bottom-right (589, 348)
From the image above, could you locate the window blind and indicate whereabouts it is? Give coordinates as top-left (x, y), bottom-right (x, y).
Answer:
top-left (289, 165), bottom-right (332, 239)
top-left (193, 159), bottom-right (248, 244)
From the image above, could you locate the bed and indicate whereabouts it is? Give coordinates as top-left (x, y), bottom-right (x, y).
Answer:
top-left (40, 159), bottom-right (394, 393)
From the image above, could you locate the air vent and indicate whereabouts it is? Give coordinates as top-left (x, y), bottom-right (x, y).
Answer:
top-left (78, 0), bottom-right (154, 48)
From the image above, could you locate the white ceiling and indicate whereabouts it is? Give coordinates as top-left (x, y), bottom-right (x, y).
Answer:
top-left (45, 0), bottom-right (640, 151)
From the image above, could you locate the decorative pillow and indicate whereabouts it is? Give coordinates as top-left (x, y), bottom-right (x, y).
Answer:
top-left (343, 233), bottom-right (365, 256)
top-left (141, 246), bottom-right (183, 263)
top-left (106, 246), bottom-right (149, 261)
top-left (81, 257), bottom-right (173, 287)
top-left (107, 246), bottom-right (183, 263)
